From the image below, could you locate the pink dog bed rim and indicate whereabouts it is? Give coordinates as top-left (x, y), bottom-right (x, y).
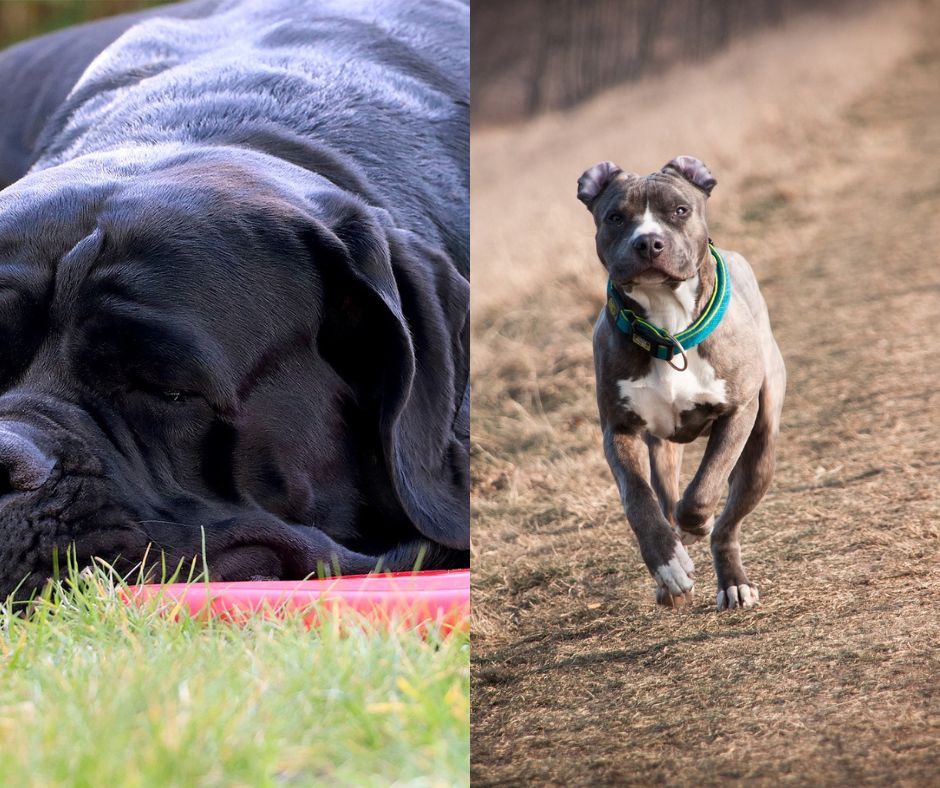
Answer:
top-left (125, 569), bottom-right (470, 630)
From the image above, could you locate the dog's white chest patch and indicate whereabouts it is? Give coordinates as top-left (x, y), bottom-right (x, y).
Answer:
top-left (614, 276), bottom-right (727, 437)
top-left (617, 351), bottom-right (726, 438)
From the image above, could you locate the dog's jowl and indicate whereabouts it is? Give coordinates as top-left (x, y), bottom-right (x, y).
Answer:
top-left (578, 156), bottom-right (786, 610)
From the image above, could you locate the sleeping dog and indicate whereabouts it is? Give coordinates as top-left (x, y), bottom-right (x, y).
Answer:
top-left (0, 0), bottom-right (469, 600)
top-left (578, 156), bottom-right (785, 610)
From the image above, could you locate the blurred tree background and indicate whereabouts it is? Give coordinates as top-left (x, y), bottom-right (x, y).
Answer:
top-left (0, 0), bottom-right (171, 49)
top-left (472, 0), bottom-right (876, 124)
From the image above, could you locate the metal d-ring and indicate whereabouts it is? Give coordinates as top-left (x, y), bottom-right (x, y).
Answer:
top-left (664, 332), bottom-right (689, 372)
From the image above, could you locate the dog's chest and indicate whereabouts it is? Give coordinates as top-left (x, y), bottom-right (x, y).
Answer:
top-left (613, 279), bottom-right (727, 439)
top-left (616, 351), bottom-right (727, 439)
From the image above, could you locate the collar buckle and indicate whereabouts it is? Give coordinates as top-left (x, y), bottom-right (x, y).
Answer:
top-left (663, 332), bottom-right (689, 371)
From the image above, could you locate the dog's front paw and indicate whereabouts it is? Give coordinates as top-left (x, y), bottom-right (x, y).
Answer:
top-left (716, 583), bottom-right (759, 611)
top-left (649, 541), bottom-right (695, 607)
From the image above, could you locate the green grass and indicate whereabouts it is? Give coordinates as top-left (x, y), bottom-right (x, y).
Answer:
top-left (0, 568), bottom-right (469, 787)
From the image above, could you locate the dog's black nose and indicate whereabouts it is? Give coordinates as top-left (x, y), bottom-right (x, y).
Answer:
top-left (632, 233), bottom-right (666, 259)
top-left (0, 424), bottom-right (55, 495)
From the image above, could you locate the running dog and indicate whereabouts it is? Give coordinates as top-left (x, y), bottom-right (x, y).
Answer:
top-left (578, 156), bottom-right (785, 610)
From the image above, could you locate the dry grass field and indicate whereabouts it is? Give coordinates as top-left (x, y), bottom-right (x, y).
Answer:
top-left (470, 1), bottom-right (940, 784)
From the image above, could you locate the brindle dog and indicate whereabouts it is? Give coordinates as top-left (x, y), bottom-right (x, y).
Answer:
top-left (578, 156), bottom-right (786, 610)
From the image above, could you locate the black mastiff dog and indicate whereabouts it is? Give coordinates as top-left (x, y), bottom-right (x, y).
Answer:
top-left (0, 0), bottom-right (469, 599)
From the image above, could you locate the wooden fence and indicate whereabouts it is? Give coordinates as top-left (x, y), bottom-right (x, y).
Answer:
top-left (472, 0), bottom-right (872, 124)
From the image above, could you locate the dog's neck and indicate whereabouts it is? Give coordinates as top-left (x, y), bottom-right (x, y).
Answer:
top-left (621, 249), bottom-right (717, 336)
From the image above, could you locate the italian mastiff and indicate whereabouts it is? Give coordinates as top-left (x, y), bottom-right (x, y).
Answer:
top-left (578, 156), bottom-right (785, 610)
top-left (0, 0), bottom-right (469, 601)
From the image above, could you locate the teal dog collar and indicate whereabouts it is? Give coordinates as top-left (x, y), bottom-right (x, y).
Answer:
top-left (606, 243), bottom-right (731, 370)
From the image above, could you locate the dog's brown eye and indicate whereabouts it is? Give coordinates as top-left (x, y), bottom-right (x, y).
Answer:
top-left (606, 212), bottom-right (624, 225)
top-left (675, 206), bottom-right (689, 216)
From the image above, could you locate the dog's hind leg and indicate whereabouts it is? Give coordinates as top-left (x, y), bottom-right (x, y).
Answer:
top-left (647, 435), bottom-right (683, 527)
top-left (710, 376), bottom-right (784, 610)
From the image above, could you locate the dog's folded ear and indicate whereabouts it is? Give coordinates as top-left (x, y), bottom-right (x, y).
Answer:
top-left (577, 161), bottom-right (623, 208)
top-left (304, 198), bottom-right (470, 551)
top-left (662, 155), bottom-right (717, 196)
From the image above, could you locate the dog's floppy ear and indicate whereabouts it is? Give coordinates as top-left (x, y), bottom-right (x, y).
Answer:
top-left (306, 197), bottom-right (469, 551)
top-left (661, 155), bottom-right (717, 196)
top-left (577, 161), bottom-right (622, 208)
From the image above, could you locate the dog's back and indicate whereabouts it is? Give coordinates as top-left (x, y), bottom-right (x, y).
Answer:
top-left (5, 0), bottom-right (470, 270)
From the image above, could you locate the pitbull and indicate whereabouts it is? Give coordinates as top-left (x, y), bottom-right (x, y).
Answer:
top-left (0, 0), bottom-right (469, 601)
top-left (578, 156), bottom-right (785, 610)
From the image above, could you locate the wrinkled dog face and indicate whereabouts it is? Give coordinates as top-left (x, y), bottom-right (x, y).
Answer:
top-left (577, 156), bottom-right (717, 285)
top-left (0, 153), bottom-right (387, 599)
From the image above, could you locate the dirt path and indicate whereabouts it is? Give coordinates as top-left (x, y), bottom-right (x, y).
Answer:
top-left (470, 2), bottom-right (940, 784)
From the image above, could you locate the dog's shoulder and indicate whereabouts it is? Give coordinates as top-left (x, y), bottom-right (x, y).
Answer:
top-left (717, 247), bottom-right (772, 325)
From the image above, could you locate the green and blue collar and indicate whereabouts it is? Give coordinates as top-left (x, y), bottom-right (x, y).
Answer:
top-left (606, 243), bottom-right (731, 370)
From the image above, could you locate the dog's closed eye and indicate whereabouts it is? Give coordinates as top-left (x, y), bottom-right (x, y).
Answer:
top-left (129, 380), bottom-right (201, 405)
top-left (160, 390), bottom-right (188, 404)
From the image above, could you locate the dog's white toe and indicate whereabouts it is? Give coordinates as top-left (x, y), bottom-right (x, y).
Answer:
top-left (716, 583), bottom-right (759, 611)
top-left (655, 584), bottom-right (693, 608)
